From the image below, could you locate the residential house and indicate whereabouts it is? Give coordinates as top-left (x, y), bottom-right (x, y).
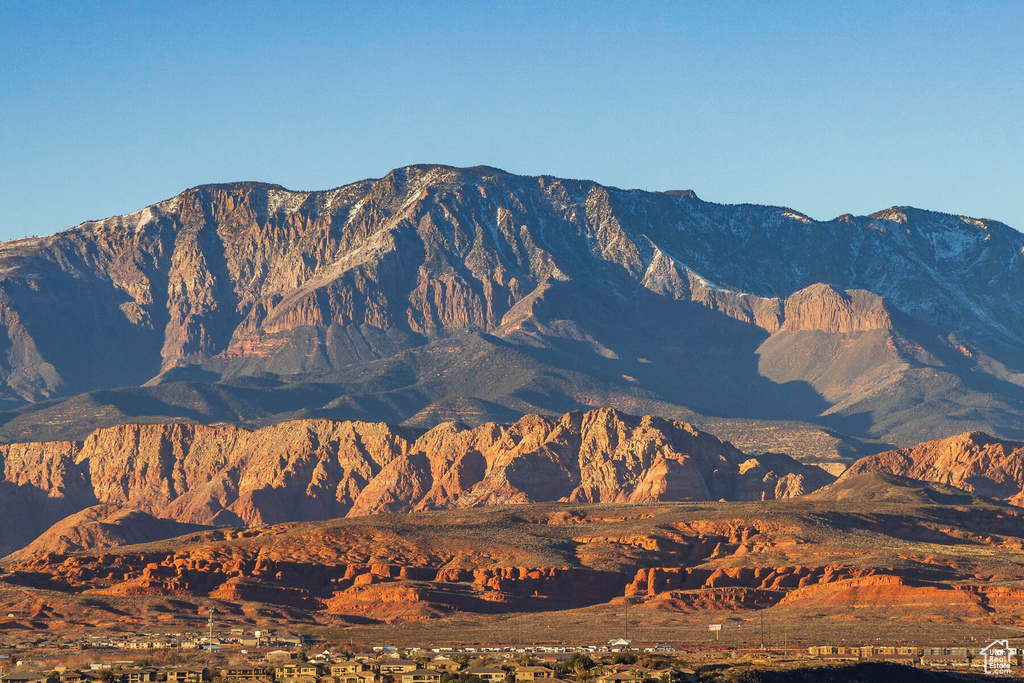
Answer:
top-left (377, 662), bottom-right (418, 677)
top-left (118, 669), bottom-right (158, 683)
top-left (398, 671), bottom-right (440, 683)
top-left (425, 659), bottom-right (460, 674)
top-left (165, 668), bottom-right (208, 683)
top-left (57, 672), bottom-right (96, 683)
top-left (276, 664), bottom-right (323, 681)
top-left (595, 673), bottom-right (644, 683)
top-left (222, 668), bottom-right (267, 681)
top-left (330, 664), bottom-right (370, 677)
top-left (1, 675), bottom-right (55, 683)
top-left (342, 673), bottom-right (376, 683)
top-left (275, 633), bottom-right (309, 647)
top-left (513, 667), bottom-right (551, 682)
top-left (657, 671), bottom-right (697, 683)
top-left (331, 664), bottom-right (376, 683)
top-left (127, 638), bottom-right (175, 650)
top-left (464, 668), bottom-right (505, 683)
top-left (922, 655), bottom-right (969, 668)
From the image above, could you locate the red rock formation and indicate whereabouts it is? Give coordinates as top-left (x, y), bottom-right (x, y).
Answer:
top-left (5, 505), bottom-right (210, 562)
top-left (7, 482), bottom-right (1024, 627)
top-left (845, 431), bottom-right (1024, 504)
top-left (1, 409), bottom-right (833, 556)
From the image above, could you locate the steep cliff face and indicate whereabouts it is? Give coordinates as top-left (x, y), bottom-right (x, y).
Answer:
top-left (0, 409), bottom-right (832, 556)
top-left (0, 165), bottom-right (1022, 450)
top-left (351, 409), bottom-right (833, 515)
top-left (845, 432), bottom-right (1024, 505)
top-left (780, 285), bottom-right (892, 333)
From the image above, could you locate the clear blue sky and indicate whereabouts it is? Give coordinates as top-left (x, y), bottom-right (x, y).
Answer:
top-left (1, 1), bottom-right (1022, 240)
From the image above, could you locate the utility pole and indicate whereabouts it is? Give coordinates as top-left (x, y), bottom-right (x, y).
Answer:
top-left (208, 608), bottom-right (214, 653)
top-left (624, 602), bottom-right (629, 642)
top-left (760, 612), bottom-right (764, 650)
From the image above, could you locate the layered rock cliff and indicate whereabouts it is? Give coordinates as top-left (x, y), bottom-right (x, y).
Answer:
top-left (0, 409), bottom-right (832, 557)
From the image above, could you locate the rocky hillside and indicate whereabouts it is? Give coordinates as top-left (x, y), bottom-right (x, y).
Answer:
top-left (844, 431), bottom-right (1024, 505)
top-left (3, 477), bottom-right (1023, 639)
top-left (0, 408), bottom-right (831, 557)
top-left (0, 166), bottom-right (1022, 448)
top-left (4, 505), bottom-right (211, 562)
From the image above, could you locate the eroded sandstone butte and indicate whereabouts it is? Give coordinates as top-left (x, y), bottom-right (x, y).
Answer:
top-left (0, 408), bottom-right (832, 557)
top-left (845, 431), bottom-right (1024, 505)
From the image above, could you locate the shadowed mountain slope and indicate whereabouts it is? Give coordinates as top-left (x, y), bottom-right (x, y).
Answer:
top-left (4, 505), bottom-right (212, 562)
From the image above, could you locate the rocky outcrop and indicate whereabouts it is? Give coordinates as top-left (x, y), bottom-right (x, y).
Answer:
top-left (6, 480), bottom-right (1024, 628)
top-left (351, 410), bottom-right (833, 515)
top-left (0, 409), bottom-right (832, 556)
top-left (845, 431), bottom-right (1024, 505)
top-left (4, 505), bottom-right (211, 562)
top-left (640, 273), bottom-right (894, 336)
top-left (780, 285), bottom-right (892, 333)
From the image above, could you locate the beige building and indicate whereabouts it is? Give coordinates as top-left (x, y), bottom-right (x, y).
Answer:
top-left (378, 662), bottom-right (418, 677)
top-left (398, 671), bottom-right (440, 683)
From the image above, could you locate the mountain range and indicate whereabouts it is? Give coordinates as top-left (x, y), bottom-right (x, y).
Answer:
top-left (0, 164), bottom-right (1023, 455)
top-left (7, 166), bottom-right (1024, 638)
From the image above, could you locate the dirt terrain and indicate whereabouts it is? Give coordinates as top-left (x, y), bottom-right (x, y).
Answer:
top-left (3, 472), bottom-right (1023, 646)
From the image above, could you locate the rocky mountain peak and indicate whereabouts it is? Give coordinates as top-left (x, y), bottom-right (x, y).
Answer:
top-left (869, 206), bottom-right (910, 223)
top-left (661, 189), bottom-right (700, 199)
